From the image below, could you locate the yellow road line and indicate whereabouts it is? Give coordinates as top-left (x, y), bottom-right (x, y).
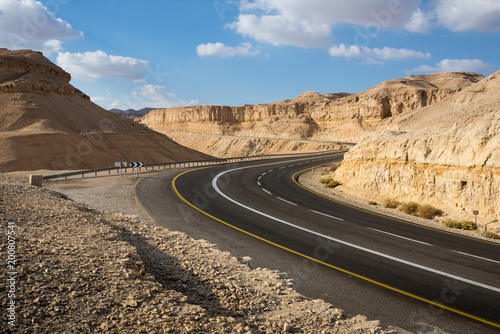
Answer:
top-left (171, 159), bottom-right (500, 329)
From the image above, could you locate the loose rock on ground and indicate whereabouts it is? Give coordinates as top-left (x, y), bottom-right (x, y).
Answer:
top-left (0, 174), bottom-right (389, 333)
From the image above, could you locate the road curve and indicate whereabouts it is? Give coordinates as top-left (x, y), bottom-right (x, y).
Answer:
top-left (137, 151), bottom-right (500, 333)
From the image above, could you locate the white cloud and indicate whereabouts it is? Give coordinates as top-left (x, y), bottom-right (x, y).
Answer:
top-left (196, 42), bottom-right (261, 57)
top-left (409, 59), bottom-right (497, 75)
top-left (56, 50), bottom-right (150, 81)
top-left (228, 14), bottom-right (333, 48)
top-left (42, 39), bottom-right (63, 55)
top-left (404, 8), bottom-right (433, 34)
top-left (0, 0), bottom-right (82, 53)
top-left (231, 0), bottom-right (420, 47)
top-left (224, 1), bottom-right (500, 49)
top-left (239, 0), bottom-right (418, 27)
top-left (329, 44), bottom-right (430, 64)
top-left (92, 85), bottom-right (199, 110)
top-left (133, 85), bottom-right (199, 109)
top-left (434, 0), bottom-right (500, 32)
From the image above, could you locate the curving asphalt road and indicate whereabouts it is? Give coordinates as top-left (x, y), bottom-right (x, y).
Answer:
top-left (136, 152), bottom-right (500, 333)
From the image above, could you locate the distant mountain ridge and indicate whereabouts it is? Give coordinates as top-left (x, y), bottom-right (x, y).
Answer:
top-left (109, 108), bottom-right (156, 117)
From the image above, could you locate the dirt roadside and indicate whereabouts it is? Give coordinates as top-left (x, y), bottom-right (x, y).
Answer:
top-left (299, 165), bottom-right (500, 244)
top-left (1, 171), bottom-right (404, 334)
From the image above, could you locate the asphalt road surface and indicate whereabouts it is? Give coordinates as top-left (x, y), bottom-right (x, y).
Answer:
top-left (136, 151), bottom-right (500, 333)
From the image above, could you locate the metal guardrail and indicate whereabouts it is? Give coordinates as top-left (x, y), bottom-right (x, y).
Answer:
top-left (42, 150), bottom-right (347, 181)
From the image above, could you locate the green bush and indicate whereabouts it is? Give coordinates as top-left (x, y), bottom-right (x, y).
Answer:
top-left (443, 220), bottom-right (477, 230)
top-left (417, 204), bottom-right (443, 219)
top-left (326, 180), bottom-right (341, 188)
top-left (486, 232), bottom-right (500, 239)
top-left (400, 202), bottom-right (420, 215)
top-left (383, 199), bottom-right (401, 209)
top-left (368, 201), bottom-right (378, 205)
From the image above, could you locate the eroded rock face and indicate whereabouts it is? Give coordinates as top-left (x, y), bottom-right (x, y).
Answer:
top-left (334, 71), bottom-right (500, 219)
top-left (0, 48), bottom-right (88, 98)
top-left (142, 72), bottom-right (483, 142)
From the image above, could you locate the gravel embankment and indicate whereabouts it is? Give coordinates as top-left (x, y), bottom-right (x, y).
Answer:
top-left (1, 174), bottom-right (388, 333)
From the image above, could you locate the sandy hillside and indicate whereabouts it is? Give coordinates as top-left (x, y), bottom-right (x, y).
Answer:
top-left (333, 70), bottom-right (500, 221)
top-left (158, 130), bottom-right (349, 159)
top-left (0, 49), bottom-right (207, 172)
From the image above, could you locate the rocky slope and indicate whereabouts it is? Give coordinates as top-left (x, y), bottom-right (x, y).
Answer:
top-left (0, 174), bottom-right (388, 334)
top-left (332, 71), bottom-right (500, 220)
top-left (142, 73), bottom-right (483, 144)
top-left (0, 49), bottom-right (207, 172)
top-left (159, 130), bottom-right (348, 159)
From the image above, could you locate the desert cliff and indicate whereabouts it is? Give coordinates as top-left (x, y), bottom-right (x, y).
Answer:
top-left (333, 71), bottom-right (500, 220)
top-left (0, 49), bottom-right (207, 172)
top-left (142, 72), bottom-right (482, 143)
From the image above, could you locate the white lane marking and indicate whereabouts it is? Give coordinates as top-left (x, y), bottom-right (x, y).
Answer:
top-left (258, 176), bottom-right (262, 180)
top-left (211, 162), bottom-right (500, 294)
top-left (279, 166), bottom-right (286, 169)
top-left (268, 170), bottom-right (274, 173)
top-left (276, 197), bottom-right (297, 206)
top-left (367, 228), bottom-right (433, 246)
top-left (310, 210), bottom-right (344, 221)
top-left (262, 188), bottom-right (272, 195)
top-left (262, 172), bottom-right (267, 176)
top-left (451, 250), bottom-right (500, 265)
top-left (257, 181), bottom-right (261, 186)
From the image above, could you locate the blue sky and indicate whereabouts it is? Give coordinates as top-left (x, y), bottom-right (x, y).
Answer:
top-left (1, 0), bottom-right (500, 109)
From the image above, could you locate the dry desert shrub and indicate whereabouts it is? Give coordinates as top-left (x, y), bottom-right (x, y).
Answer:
top-left (320, 178), bottom-right (332, 184)
top-left (417, 204), bottom-right (444, 219)
top-left (326, 180), bottom-right (341, 188)
top-left (443, 220), bottom-right (476, 230)
top-left (400, 202), bottom-right (420, 215)
top-left (486, 232), bottom-right (500, 239)
top-left (327, 165), bottom-right (339, 172)
top-left (383, 198), bottom-right (401, 209)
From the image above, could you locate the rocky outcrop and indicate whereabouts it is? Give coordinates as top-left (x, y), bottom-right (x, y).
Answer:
top-left (0, 48), bottom-right (88, 98)
top-left (0, 49), bottom-right (207, 172)
top-left (142, 72), bottom-right (483, 142)
top-left (333, 71), bottom-right (500, 220)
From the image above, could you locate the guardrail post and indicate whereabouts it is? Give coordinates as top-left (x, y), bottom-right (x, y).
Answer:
top-left (29, 175), bottom-right (43, 187)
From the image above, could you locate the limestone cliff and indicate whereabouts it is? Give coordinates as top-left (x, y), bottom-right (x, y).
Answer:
top-left (142, 72), bottom-right (483, 142)
top-left (333, 71), bottom-right (500, 220)
top-left (0, 49), bottom-right (207, 172)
